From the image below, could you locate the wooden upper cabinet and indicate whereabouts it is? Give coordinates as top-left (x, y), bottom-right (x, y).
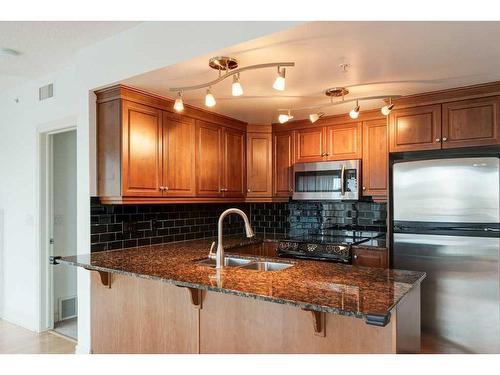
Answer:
top-left (247, 130), bottom-right (272, 198)
top-left (325, 122), bottom-right (362, 160)
top-left (195, 121), bottom-right (223, 197)
top-left (442, 96), bottom-right (500, 148)
top-left (162, 113), bottom-right (196, 197)
top-left (223, 128), bottom-right (246, 198)
top-left (121, 100), bottom-right (163, 197)
top-left (273, 131), bottom-right (294, 197)
top-left (389, 105), bottom-right (442, 152)
top-left (295, 127), bottom-right (325, 162)
top-left (362, 119), bottom-right (388, 198)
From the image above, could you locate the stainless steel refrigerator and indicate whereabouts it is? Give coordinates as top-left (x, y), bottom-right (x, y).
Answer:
top-left (392, 157), bottom-right (500, 353)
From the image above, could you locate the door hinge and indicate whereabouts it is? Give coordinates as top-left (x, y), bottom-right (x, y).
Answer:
top-left (49, 238), bottom-right (54, 244)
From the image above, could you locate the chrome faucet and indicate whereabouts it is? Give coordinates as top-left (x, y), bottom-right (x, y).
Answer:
top-left (216, 208), bottom-right (255, 269)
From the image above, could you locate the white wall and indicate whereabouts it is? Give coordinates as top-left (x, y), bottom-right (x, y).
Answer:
top-left (52, 131), bottom-right (77, 322)
top-left (0, 21), bottom-right (300, 353)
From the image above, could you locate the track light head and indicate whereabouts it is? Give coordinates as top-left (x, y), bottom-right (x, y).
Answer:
top-left (349, 101), bottom-right (360, 119)
top-left (205, 87), bottom-right (216, 107)
top-left (273, 67), bottom-right (286, 91)
top-left (173, 92), bottom-right (184, 112)
top-left (278, 110), bottom-right (293, 124)
top-left (232, 74), bottom-right (243, 96)
top-left (309, 112), bottom-right (325, 123)
top-left (381, 99), bottom-right (395, 116)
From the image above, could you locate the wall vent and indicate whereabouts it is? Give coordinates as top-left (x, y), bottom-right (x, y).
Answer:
top-left (39, 83), bottom-right (54, 101)
top-left (59, 295), bottom-right (77, 321)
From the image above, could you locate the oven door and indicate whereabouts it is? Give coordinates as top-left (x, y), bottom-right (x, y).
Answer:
top-left (292, 160), bottom-right (360, 200)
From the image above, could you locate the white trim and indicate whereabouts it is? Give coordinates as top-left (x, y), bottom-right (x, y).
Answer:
top-left (36, 118), bottom-right (77, 334)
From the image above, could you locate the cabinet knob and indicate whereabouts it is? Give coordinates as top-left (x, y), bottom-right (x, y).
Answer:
top-left (289, 188), bottom-right (293, 193)
top-left (362, 187), bottom-right (366, 191)
top-left (159, 186), bottom-right (164, 191)
top-left (325, 152), bottom-right (330, 156)
top-left (442, 137), bottom-right (448, 142)
top-left (353, 254), bottom-right (358, 259)
top-left (247, 188), bottom-right (251, 193)
top-left (321, 152), bottom-right (326, 157)
top-left (164, 186), bottom-right (169, 191)
top-left (435, 138), bottom-right (441, 142)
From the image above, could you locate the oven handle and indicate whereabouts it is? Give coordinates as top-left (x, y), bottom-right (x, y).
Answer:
top-left (340, 164), bottom-right (346, 196)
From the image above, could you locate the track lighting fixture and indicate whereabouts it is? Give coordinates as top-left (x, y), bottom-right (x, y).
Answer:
top-left (381, 98), bottom-right (395, 116)
top-left (278, 110), bottom-right (293, 124)
top-left (232, 73), bottom-right (243, 96)
top-left (169, 57), bottom-right (294, 108)
top-left (273, 67), bottom-right (286, 91)
top-left (173, 92), bottom-right (184, 112)
top-left (205, 87), bottom-right (216, 107)
top-left (309, 112), bottom-right (325, 123)
top-left (349, 100), bottom-right (360, 119)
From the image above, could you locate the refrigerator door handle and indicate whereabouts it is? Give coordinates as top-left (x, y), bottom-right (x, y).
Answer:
top-left (340, 164), bottom-right (345, 196)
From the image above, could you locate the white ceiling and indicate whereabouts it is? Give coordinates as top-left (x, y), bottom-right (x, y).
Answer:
top-left (124, 21), bottom-right (500, 123)
top-left (0, 21), bottom-right (140, 90)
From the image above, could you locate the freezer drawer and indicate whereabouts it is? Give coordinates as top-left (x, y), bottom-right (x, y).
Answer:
top-left (393, 233), bottom-right (500, 353)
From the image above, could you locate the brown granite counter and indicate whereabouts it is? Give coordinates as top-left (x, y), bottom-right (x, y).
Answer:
top-left (57, 235), bottom-right (424, 325)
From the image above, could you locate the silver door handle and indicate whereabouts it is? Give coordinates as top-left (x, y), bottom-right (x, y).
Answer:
top-left (340, 164), bottom-right (346, 196)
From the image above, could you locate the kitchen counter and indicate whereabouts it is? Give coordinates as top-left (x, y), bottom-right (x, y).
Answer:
top-left (58, 235), bottom-right (423, 324)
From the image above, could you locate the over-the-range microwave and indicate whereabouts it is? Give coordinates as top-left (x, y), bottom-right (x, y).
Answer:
top-left (292, 160), bottom-right (360, 200)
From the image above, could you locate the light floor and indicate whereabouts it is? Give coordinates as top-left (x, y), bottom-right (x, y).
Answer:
top-left (0, 319), bottom-right (75, 354)
top-left (54, 318), bottom-right (77, 340)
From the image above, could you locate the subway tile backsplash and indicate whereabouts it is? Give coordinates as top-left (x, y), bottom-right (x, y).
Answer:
top-left (90, 198), bottom-right (386, 252)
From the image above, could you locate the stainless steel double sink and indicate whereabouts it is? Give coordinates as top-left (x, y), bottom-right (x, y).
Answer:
top-left (195, 256), bottom-right (294, 272)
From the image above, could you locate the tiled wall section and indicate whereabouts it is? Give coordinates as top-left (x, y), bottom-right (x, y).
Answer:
top-left (90, 198), bottom-right (386, 252)
top-left (288, 201), bottom-right (387, 237)
top-left (90, 197), bottom-right (249, 252)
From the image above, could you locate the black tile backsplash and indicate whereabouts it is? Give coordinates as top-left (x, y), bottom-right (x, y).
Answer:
top-left (90, 198), bottom-right (386, 252)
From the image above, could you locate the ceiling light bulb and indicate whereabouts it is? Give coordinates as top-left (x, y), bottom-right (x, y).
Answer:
top-left (232, 74), bottom-right (243, 96)
top-left (309, 112), bottom-right (325, 123)
top-left (273, 67), bottom-right (286, 91)
top-left (205, 88), bottom-right (216, 107)
top-left (278, 111), bottom-right (293, 124)
top-left (349, 101), bottom-right (360, 119)
top-left (173, 92), bottom-right (184, 112)
top-left (381, 103), bottom-right (394, 116)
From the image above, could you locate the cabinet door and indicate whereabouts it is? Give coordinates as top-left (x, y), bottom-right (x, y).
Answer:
top-left (223, 128), bottom-right (246, 198)
top-left (162, 112), bottom-right (196, 197)
top-left (352, 248), bottom-right (388, 268)
top-left (325, 122), bottom-right (362, 160)
top-left (442, 96), bottom-right (500, 149)
top-left (295, 127), bottom-right (325, 162)
top-left (273, 131), bottom-right (294, 197)
top-left (246, 132), bottom-right (272, 197)
top-left (121, 101), bottom-right (162, 197)
top-left (362, 119), bottom-right (388, 198)
top-left (389, 105), bottom-right (442, 152)
top-left (196, 121), bottom-right (223, 197)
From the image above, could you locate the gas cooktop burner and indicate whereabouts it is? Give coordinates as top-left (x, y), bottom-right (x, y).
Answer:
top-left (277, 230), bottom-right (383, 264)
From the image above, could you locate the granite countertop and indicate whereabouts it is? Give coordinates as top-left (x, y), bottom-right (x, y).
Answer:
top-left (57, 235), bottom-right (424, 326)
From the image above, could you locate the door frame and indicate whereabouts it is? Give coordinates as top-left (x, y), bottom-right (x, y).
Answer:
top-left (37, 119), bottom-right (77, 332)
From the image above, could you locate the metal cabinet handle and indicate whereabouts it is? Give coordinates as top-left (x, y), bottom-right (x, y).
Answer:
top-left (442, 137), bottom-right (448, 142)
top-left (362, 186), bottom-right (366, 191)
top-left (247, 188), bottom-right (251, 193)
top-left (325, 152), bottom-right (330, 156)
top-left (164, 186), bottom-right (169, 191)
top-left (353, 254), bottom-right (358, 260)
top-left (435, 138), bottom-right (441, 142)
top-left (159, 186), bottom-right (165, 191)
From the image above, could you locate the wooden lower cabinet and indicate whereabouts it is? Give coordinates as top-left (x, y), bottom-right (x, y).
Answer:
top-left (91, 271), bottom-right (420, 354)
top-left (91, 272), bottom-right (199, 353)
top-left (352, 248), bottom-right (388, 269)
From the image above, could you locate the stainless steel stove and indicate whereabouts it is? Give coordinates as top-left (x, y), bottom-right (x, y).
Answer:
top-left (277, 230), bottom-right (383, 263)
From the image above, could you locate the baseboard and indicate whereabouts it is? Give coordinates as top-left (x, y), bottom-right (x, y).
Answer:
top-left (0, 314), bottom-right (37, 332)
top-left (75, 343), bottom-right (91, 354)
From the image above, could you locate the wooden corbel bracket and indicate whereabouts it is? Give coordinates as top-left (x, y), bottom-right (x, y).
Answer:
top-left (302, 308), bottom-right (326, 337)
top-left (84, 268), bottom-right (112, 288)
top-left (178, 286), bottom-right (203, 309)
